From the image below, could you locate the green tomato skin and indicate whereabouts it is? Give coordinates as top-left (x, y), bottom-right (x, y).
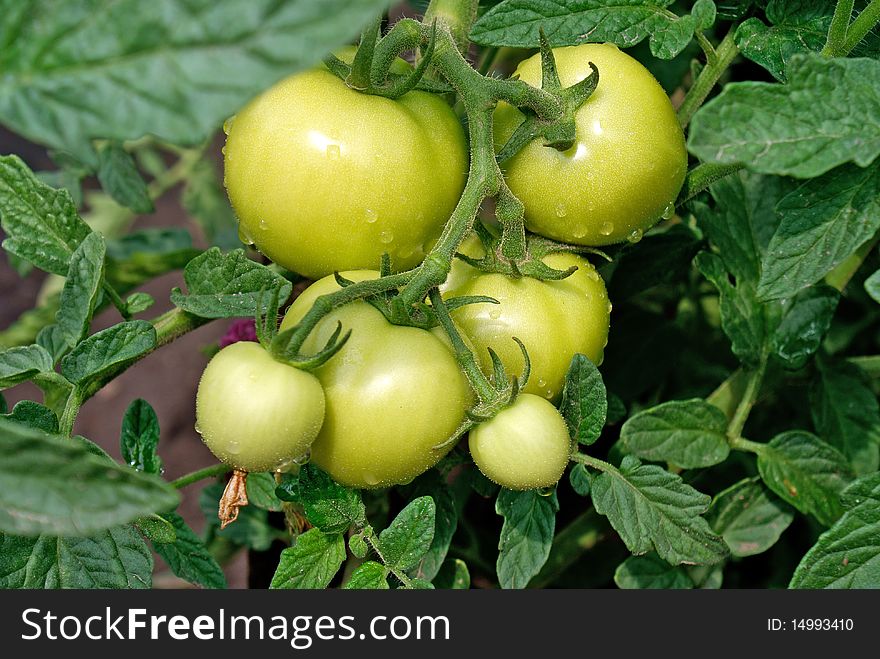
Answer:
top-left (494, 43), bottom-right (687, 246)
top-left (444, 238), bottom-right (610, 401)
top-left (281, 273), bottom-right (473, 488)
top-left (224, 60), bottom-right (468, 279)
top-left (469, 393), bottom-right (571, 490)
top-left (195, 342), bottom-right (325, 473)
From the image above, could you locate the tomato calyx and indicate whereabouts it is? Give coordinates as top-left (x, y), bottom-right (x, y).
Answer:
top-left (496, 31), bottom-right (600, 164)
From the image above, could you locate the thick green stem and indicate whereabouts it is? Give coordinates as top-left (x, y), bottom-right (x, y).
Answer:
top-left (825, 235), bottom-right (879, 293)
top-left (726, 357), bottom-right (767, 442)
top-left (172, 463), bottom-right (232, 489)
top-left (843, 0), bottom-right (880, 55)
top-left (676, 162), bottom-right (744, 206)
top-left (58, 387), bottom-right (83, 437)
top-left (677, 28), bottom-right (739, 129)
top-left (428, 288), bottom-right (496, 402)
top-left (424, 0), bottom-right (479, 55)
top-left (730, 436), bottom-right (766, 455)
top-left (570, 452), bottom-right (617, 473)
top-left (823, 0), bottom-right (856, 56)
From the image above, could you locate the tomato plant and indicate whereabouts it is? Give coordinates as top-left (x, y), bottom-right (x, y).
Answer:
top-left (1, 0), bottom-right (880, 597)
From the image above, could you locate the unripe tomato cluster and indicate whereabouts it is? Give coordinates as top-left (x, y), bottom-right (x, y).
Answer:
top-left (196, 42), bottom-right (686, 492)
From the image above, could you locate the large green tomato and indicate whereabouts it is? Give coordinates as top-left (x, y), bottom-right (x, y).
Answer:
top-left (281, 274), bottom-right (473, 488)
top-left (494, 43), bottom-right (687, 246)
top-left (469, 393), bottom-right (571, 490)
top-left (443, 237), bottom-right (610, 401)
top-left (224, 57), bottom-right (468, 279)
top-left (196, 341), bottom-right (325, 473)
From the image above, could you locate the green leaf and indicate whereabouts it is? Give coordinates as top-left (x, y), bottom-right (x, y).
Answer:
top-left (691, 0), bottom-right (716, 30)
top-left (608, 225), bottom-right (702, 302)
top-left (344, 561), bottom-right (390, 589)
top-left (433, 558), bottom-right (470, 589)
top-left (0, 344), bottom-right (54, 388)
top-left (182, 157), bottom-right (240, 250)
top-left (620, 399), bottom-right (730, 468)
top-left (708, 477), bottom-right (794, 557)
top-left (810, 355), bottom-right (880, 475)
top-left (866, 269), bottom-right (880, 303)
top-left (496, 488), bottom-right (558, 589)
top-left (569, 463), bottom-right (591, 496)
top-left (589, 455), bottom-right (729, 565)
top-left (0, 155), bottom-right (91, 275)
top-left (199, 483), bottom-right (275, 551)
top-left (0, 525), bottom-right (152, 588)
top-left (378, 496), bottom-right (436, 572)
top-left (757, 161), bottom-right (880, 300)
top-left (170, 248), bottom-right (293, 319)
top-left (3, 401), bottom-right (58, 434)
top-left (757, 431), bottom-right (855, 527)
top-left (106, 228), bottom-right (200, 288)
top-left (559, 353), bottom-right (606, 445)
top-left (0, 0), bottom-right (394, 164)
top-left (0, 418), bottom-right (179, 536)
top-left (136, 514), bottom-right (177, 544)
top-left (120, 398), bottom-right (162, 475)
top-left (153, 512), bottom-right (227, 589)
top-left (36, 325), bottom-right (70, 365)
top-left (688, 55), bottom-right (880, 178)
top-left (403, 471), bottom-right (458, 581)
top-left (246, 472), bottom-right (282, 512)
top-left (790, 474), bottom-right (880, 588)
top-left (614, 553), bottom-right (694, 589)
top-left (771, 286), bottom-right (839, 369)
top-left (96, 141), bottom-right (153, 214)
top-left (56, 232), bottom-right (107, 349)
top-left (60, 320), bottom-right (157, 385)
top-left (277, 464), bottom-right (366, 534)
top-left (349, 533), bottom-right (368, 559)
top-left (270, 529), bottom-right (346, 590)
top-left (125, 292), bottom-right (155, 315)
top-left (470, 0), bottom-right (699, 59)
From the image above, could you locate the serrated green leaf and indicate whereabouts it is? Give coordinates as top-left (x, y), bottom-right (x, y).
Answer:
top-left (0, 418), bottom-right (179, 536)
top-left (790, 473), bottom-right (880, 588)
top-left (757, 161), bottom-right (880, 301)
top-left (120, 398), bottom-right (162, 475)
top-left (0, 525), bottom-right (152, 588)
top-left (0, 344), bottom-right (54, 389)
top-left (153, 512), bottom-right (227, 589)
top-left (246, 472), bottom-right (282, 512)
top-left (688, 55), bottom-right (880, 178)
top-left (96, 141), bottom-right (153, 214)
top-left (569, 463), bottom-right (591, 496)
top-left (734, 16), bottom-right (826, 82)
top-left (559, 353), bottom-right (606, 445)
top-left (810, 355), bottom-right (880, 475)
top-left (3, 401), bottom-right (58, 434)
top-left (614, 553), bottom-right (694, 589)
top-left (708, 477), bottom-right (794, 557)
top-left (496, 488), bottom-right (558, 589)
top-left (433, 558), bottom-right (470, 589)
top-left (136, 514), bottom-right (177, 544)
top-left (403, 471), bottom-right (458, 581)
top-left (471, 1), bottom-right (697, 59)
top-left (0, 155), bottom-right (91, 275)
top-left (60, 320), bottom-right (156, 385)
top-left (345, 561), bottom-right (390, 589)
top-left (170, 248), bottom-right (293, 319)
top-left (0, 0), bottom-right (394, 164)
top-left (199, 483), bottom-right (274, 551)
top-left (771, 286), bottom-right (839, 369)
top-left (757, 431), bottom-right (855, 527)
top-left (378, 496), bottom-right (436, 572)
top-left (277, 464), bottom-right (365, 534)
top-left (56, 232), bottom-right (106, 349)
top-left (589, 455), bottom-right (729, 565)
top-left (270, 529), bottom-right (346, 590)
top-left (621, 399), bottom-right (730, 468)
top-left (349, 533), bottom-right (368, 559)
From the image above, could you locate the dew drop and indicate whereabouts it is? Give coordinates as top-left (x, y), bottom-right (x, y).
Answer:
top-left (326, 143), bottom-right (341, 160)
top-left (258, 218), bottom-right (268, 231)
top-left (488, 307), bottom-right (502, 320)
top-left (573, 225), bottom-right (587, 239)
top-left (293, 450), bottom-right (311, 466)
top-left (363, 473), bottom-right (380, 486)
top-left (538, 486), bottom-right (555, 497)
top-left (606, 301), bottom-right (613, 314)
top-left (555, 203), bottom-right (567, 218)
top-left (537, 377), bottom-right (547, 388)
top-left (586, 269), bottom-right (600, 282)
top-left (238, 225), bottom-right (254, 246)
top-left (227, 441), bottom-right (241, 455)
top-left (379, 230), bottom-right (394, 244)
top-left (364, 208), bottom-right (378, 224)
top-left (194, 422), bottom-right (202, 435)
top-left (626, 228), bottom-right (643, 243)
top-left (397, 246), bottom-right (415, 259)
top-left (661, 202), bottom-right (675, 220)
top-left (546, 389), bottom-right (554, 399)
top-left (223, 116), bottom-right (235, 135)
top-left (599, 221), bottom-right (614, 236)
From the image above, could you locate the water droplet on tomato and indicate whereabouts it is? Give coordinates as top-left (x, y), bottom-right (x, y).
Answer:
top-left (379, 230), bottom-right (394, 244)
top-left (488, 307), bottom-right (502, 320)
top-left (555, 203), bottom-right (567, 218)
top-left (227, 441), bottom-right (241, 455)
top-left (661, 202), bottom-right (675, 219)
top-left (238, 225), bottom-right (254, 246)
top-left (258, 219), bottom-right (268, 231)
top-left (626, 228), bottom-right (643, 243)
top-left (573, 225), bottom-right (587, 239)
top-left (194, 423), bottom-right (202, 435)
top-left (586, 269), bottom-right (600, 282)
top-left (537, 378), bottom-right (547, 388)
top-left (599, 222), bottom-right (614, 236)
top-left (293, 451), bottom-right (311, 466)
top-left (538, 486), bottom-right (554, 497)
top-left (364, 208), bottom-right (378, 224)
top-left (606, 301), bottom-right (613, 314)
top-left (223, 116), bottom-right (235, 135)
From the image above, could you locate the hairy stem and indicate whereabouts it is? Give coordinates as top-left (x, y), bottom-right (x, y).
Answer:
top-left (172, 463), bottom-right (232, 489)
top-left (677, 28), bottom-right (739, 129)
top-left (825, 235), bottom-right (879, 293)
top-left (676, 162), bottom-right (744, 207)
top-left (823, 0), bottom-right (855, 56)
top-left (726, 357), bottom-right (767, 442)
top-left (843, 0), bottom-right (880, 55)
top-left (424, 0), bottom-right (479, 55)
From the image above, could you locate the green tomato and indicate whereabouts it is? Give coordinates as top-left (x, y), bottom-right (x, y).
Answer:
top-left (281, 273), bottom-right (473, 488)
top-left (196, 341), bottom-right (325, 473)
top-left (224, 55), bottom-right (468, 279)
top-left (443, 237), bottom-right (610, 401)
top-left (469, 393), bottom-right (571, 490)
top-left (494, 43), bottom-right (687, 246)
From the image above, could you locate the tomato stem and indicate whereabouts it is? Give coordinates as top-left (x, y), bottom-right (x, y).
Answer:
top-left (171, 463), bottom-right (232, 489)
top-left (726, 356), bottom-right (767, 443)
top-left (823, 0), bottom-right (855, 57)
top-left (677, 27), bottom-right (739, 129)
top-left (843, 0), bottom-right (880, 55)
